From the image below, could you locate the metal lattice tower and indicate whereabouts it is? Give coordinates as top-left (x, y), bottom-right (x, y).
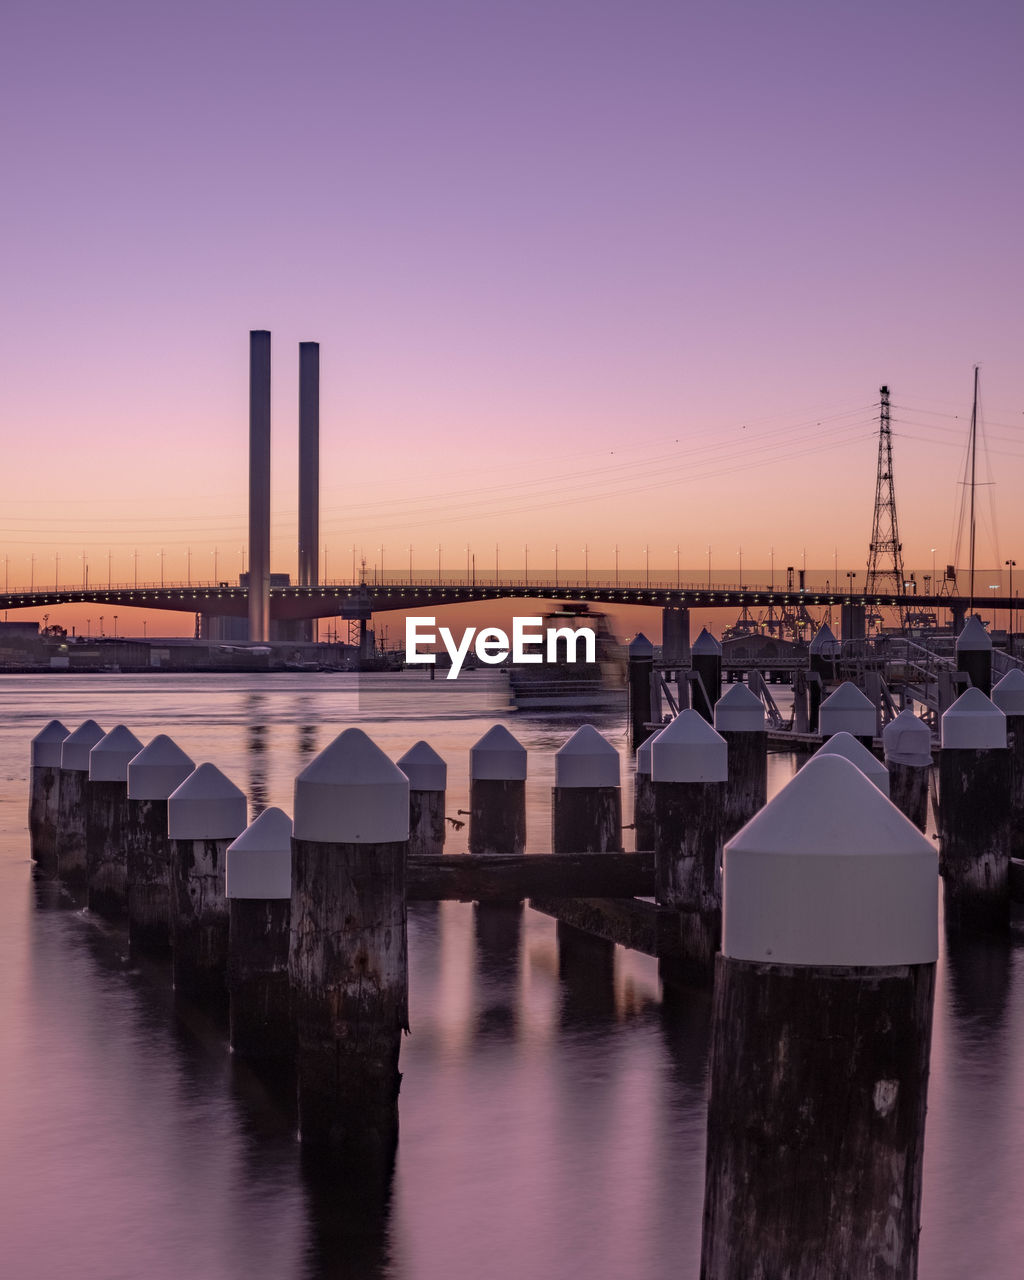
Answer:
top-left (865, 385), bottom-right (906, 627)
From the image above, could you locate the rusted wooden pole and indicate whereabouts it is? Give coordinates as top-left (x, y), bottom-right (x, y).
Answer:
top-left (29, 719), bottom-right (69, 874)
top-left (226, 806), bottom-right (294, 1062)
top-left (632, 728), bottom-right (660, 851)
top-left (167, 763), bottom-right (248, 1004)
top-left (813, 730), bottom-right (890, 794)
top-left (86, 724), bottom-right (143, 918)
top-left (469, 724), bottom-right (527, 855)
top-left (956, 614), bottom-right (993, 695)
top-left (883, 707), bottom-right (933, 832)
top-left (398, 740), bottom-right (447, 857)
top-left (55, 719), bottom-right (105, 885)
top-left (713, 683), bottom-right (767, 843)
top-left (690, 628), bottom-right (722, 723)
top-left (290, 727), bottom-right (409, 1178)
top-left (551, 724), bottom-right (622, 854)
top-left (819, 680), bottom-right (875, 748)
top-left (701, 754), bottom-right (938, 1280)
top-left (627, 633), bottom-right (655, 749)
top-left (992, 669), bottom-right (1024, 859)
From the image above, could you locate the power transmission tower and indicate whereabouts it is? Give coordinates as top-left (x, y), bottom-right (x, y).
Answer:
top-left (865, 385), bottom-right (906, 629)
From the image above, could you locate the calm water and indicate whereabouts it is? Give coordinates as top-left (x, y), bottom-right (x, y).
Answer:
top-left (1, 671), bottom-right (1023, 1279)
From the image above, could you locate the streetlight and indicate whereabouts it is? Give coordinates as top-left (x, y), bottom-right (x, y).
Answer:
top-left (113, 615), bottom-right (118, 639)
top-left (847, 571), bottom-right (856, 595)
top-left (553, 544), bottom-right (559, 589)
top-left (931, 548), bottom-right (937, 582)
top-left (30, 554), bottom-right (35, 591)
top-left (55, 552), bottom-right (60, 591)
top-left (86, 618), bottom-right (91, 638)
top-left (1006, 559), bottom-right (1016, 647)
top-left (583, 544), bottom-right (589, 587)
top-left (99, 615), bottom-right (104, 636)
top-left (676, 544), bottom-right (680, 590)
top-left (133, 548), bottom-right (138, 589)
top-left (989, 584), bottom-right (1000, 629)
top-left (614, 544), bottom-right (619, 588)
top-left (160, 548), bottom-right (165, 587)
top-left (738, 545), bottom-right (743, 590)
top-left (707, 545), bottom-right (712, 590)
top-left (644, 545), bottom-right (649, 588)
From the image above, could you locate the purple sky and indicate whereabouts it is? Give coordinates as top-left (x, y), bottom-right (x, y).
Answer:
top-left (3, 1), bottom-right (1023, 629)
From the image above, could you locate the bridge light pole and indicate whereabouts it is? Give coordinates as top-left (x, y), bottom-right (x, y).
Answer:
top-left (614, 544), bottom-right (619, 588)
top-left (707, 545), bottom-right (712, 590)
top-left (108, 548), bottom-right (112, 589)
top-left (524, 544), bottom-right (528, 586)
top-left (437, 544), bottom-right (442, 586)
top-left (113, 615), bottom-right (118, 640)
top-left (583, 544), bottom-right (588, 587)
top-left (644, 544), bottom-right (649, 588)
top-left (738, 545), bottom-right (742, 590)
top-left (133, 549), bottom-right (138, 589)
top-left (676, 544), bottom-right (680, 590)
top-left (187, 545), bottom-right (191, 587)
top-left (30, 554), bottom-right (35, 591)
top-left (553, 545), bottom-right (559, 589)
top-left (54, 552), bottom-right (60, 591)
top-left (160, 548), bottom-right (165, 588)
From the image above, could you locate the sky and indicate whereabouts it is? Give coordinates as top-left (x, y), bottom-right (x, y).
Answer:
top-left (2, 0), bottom-right (1023, 637)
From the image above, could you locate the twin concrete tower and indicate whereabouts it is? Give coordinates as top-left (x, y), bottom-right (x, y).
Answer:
top-left (247, 329), bottom-right (320, 642)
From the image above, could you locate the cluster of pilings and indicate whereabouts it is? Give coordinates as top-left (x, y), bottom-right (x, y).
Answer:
top-left (27, 658), bottom-right (1024, 1274)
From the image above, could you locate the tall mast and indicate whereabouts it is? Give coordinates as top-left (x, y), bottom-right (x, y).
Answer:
top-left (968, 365), bottom-right (978, 615)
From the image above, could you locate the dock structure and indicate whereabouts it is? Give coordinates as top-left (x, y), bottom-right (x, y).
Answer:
top-left (813, 730), bottom-right (890, 796)
top-left (468, 724), bottom-right (527, 856)
top-left (991, 669), bottom-right (1024, 860)
top-left (86, 724), bottom-right (143, 917)
top-left (627, 632), bottom-right (655, 749)
top-left (690, 628), bottom-right (722, 723)
top-left (55, 719), bottom-right (105, 885)
top-left (28, 719), bottom-right (69, 873)
top-left (883, 707), bottom-right (932, 831)
top-left (713, 683), bottom-right (767, 842)
top-left (956, 615), bottom-right (993, 695)
top-left (397, 741), bottom-right (447, 858)
top-left (631, 727), bottom-right (661, 851)
top-left (819, 680), bottom-right (876, 748)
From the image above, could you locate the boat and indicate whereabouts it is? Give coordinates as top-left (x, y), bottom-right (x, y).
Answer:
top-left (507, 604), bottom-right (626, 711)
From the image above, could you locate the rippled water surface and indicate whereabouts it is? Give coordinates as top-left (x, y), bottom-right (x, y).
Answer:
top-left (1, 671), bottom-right (1023, 1278)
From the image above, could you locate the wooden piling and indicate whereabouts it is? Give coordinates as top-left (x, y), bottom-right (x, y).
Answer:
top-left (627, 633), bottom-right (655, 749)
top-left (468, 725), bottom-right (527, 855)
top-left (808, 623), bottom-right (840, 731)
top-left (551, 724), bottom-right (622, 854)
top-left (652, 709), bottom-right (728, 982)
top-left (167, 763), bottom-right (248, 1004)
top-left (956, 614), bottom-right (993, 695)
top-left (883, 707), bottom-right (933, 832)
top-left (819, 680), bottom-right (875, 749)
top-left (290, 728), bottom-right (409, 1175)
top-left (397, 740), bottom-right (447, 857)
top-left (55, 720), bottom-right (106, 886)
top-left (690, 628), bottom-right (722, 723)
top-left (713, 684), bottom-right (767, 842)
top-left (939, 687), bottom-right (1010, 931)
top-left (86, 724), bottom-right (143, 917)
top-left (125, 734), bottom-right (195, 954)
top-left (813, 730), bottom-right (890, 795)
top-left (226, 806), bottom-right (293, 1060)
top-left (701, 755), bottom-right (938, 1280)
top-left (632, 729), bottom-right (660, 851)
top-left (28, 719), bottom-right (69, 874)
top-left (992, 669), bottom-right (1024, 859)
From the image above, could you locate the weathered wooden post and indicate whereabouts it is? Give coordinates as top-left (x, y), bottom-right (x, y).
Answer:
top-left (956, 614), bottom-right (993, 695)
top-left (290, 728), bottom-right (408, 1175)
top-left (627, 633), bottom-right (655, 749)
top-left (55, 720), bottom-right (105, 885)
top-left (226, 805), bottom-right (293, 1061)
top-left (814, 729), bottom-right (890, 795)
top-left (125, 734), bottom-right (195, 954)
top-left (652, 708), bottom-right (728, 982)
top-left (552, 724), bottom-right (622, 853)
top-left (469, 724), bottom-right (527, 855)
top-left (701, 754), bottom-right (938, 1280)
top-left (939, 686), bottom-right (1010, 931)
top-left (397, 741), bottom-right (447, 857)
top-left (808, 622), bottom-right (840, 731)
top-left (713, 683), bottom-right (767, 842)
top-left (632, 728), bottom-right (661, 851)
top-left (86, 724), bottom-right (143, 917)
top-left (29, 719), bottom-right (69, 874)
top-left (992, 668), bottom-right (1024, 859)
top-left (819, 679), bottom-right (875, 748)
top-left (883, 707), bottom-right (933, 832)
top-left (691, 628), bottom-right (722, 723)
top-left (167, 763), bottom-right (248, 1003)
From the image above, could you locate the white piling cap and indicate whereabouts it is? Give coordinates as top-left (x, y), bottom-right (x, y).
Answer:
top-left (89, 725), bottom-right (145, 783)
top-left (628, 633), bottom-right (654, 659)
top-left (691, 627), bottom-right (722, 656)
top-left (992, 669), bottom-right (1024, 718)
top-left (397, 740), bottom-right (447, 792)
top-left (60, 720), bottom-right (105, 771)
top-left (809, 623), bottom-right (840, 656)
top-left (167, 763), bottom-right (248, 840)
top-left (226, 806), bottom-right (292, 899)
top-left (883, 708), bottom-right (933, 767)
top-left (127, 734), bottom-right (196, 800)
top-left (31, 719), bottom-right (70, 768)
top-left (956, 614), bottom-right (993, 652)
top-left (723, 755), bottom-right (938, 967)
top-left (941, 687), bottom-right (1006, 750)
top-left (635, 727), bottom-right (664, 776)
top-left (554, 724), bottom-right (620, 788)
top-left (294, 727), bottom-right (410, 843)
top-left (714, 683), bottom-right (765, 733)
top-left (813, 731), bottom-right (890, 796)
top-left (470, 724), bottom-right (528, 781)
top-left (819, 681), bottom-right (875, 739)
top-left (651, 710), bottom-right (728, 783)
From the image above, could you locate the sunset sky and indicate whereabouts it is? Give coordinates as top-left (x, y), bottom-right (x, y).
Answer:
top-left (3, 0), bottom-right (1023, 637)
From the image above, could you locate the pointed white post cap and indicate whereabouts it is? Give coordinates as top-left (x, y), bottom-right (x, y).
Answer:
top-left (554, 724), bottom-right (620, 788)
top-left (397, 741), bottom-right (447, 792)
top-left (127, 734), bottom-right (196, 800)
top-left (226, 807), bottom-right (293, 899)
top-left (651, 709), bottom-right (728, 783)
top-left (470, 724), bottom-right (528, 781)
top-left (294, 727), bottom-right (410, 843)
top-left (635, 727), bottom-right (664, 776)
top-left (31, 719), bottom-right (70, 768)
top-left (60, 720), bottom-right (105, 771)
top-left (168, 763), bottom-right (248, 840)
top-left (628, 633), bottom-right (654, 659)
top-left (956, 614), bottom-right (992, 652)
top-left (714, 683), bottom-right (766, 733)
top-left (819, 681), bottom-right (875, 739)
top-left (813, 731), bottom-right (890, 796)
top-left (941, 686), bottom-right (1006, 750)
top-left (89, 725), bottom-right (145, 782)
top-left (992, 668), bottom-right (1024, 718)
top-left (723, 755), bottom-right (938, 966)
top-left (809, 623), bottom-right (840, 656)
top-left (883, 708), bottom-right (933, 767)
top-left (692, 627), bottom-right (722, 656)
